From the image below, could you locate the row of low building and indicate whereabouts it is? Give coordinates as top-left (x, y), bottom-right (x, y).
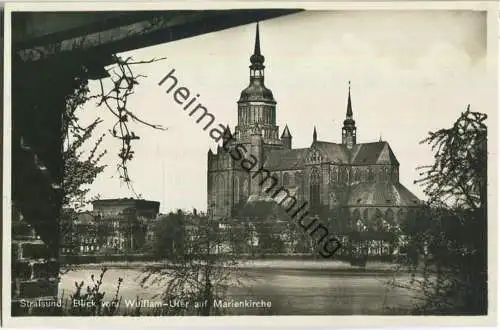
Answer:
top-left (60, 198), bottom-right (160, 255)
top-left (60, 196), bottom-right (416, 260)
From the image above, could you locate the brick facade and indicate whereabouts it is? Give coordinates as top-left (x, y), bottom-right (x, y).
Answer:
top-left (11, 209), bottom-right (60, 316)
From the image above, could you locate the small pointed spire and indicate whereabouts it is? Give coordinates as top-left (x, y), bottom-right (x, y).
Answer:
top-left (281, 124), bottom-right (291, 138)
top-left (313, 126), bottom-right (317, 142)
top-left (379, 132), bottom-right (382, 142)
top-left (346, 80), bottom-right (353, 118)
top-left (250, 23), bottom-right (265, 69)
top-left (254, 22), bottom-right (261, 56)
top-left (223, 124), bottom-right (232, 140)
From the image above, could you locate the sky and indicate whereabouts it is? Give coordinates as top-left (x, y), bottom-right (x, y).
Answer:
top-left (77, 10), bottom-right (493, 214)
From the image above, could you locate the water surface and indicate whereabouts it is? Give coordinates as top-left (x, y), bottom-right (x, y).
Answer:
top-left (59, 261), bottom-right (419, 315)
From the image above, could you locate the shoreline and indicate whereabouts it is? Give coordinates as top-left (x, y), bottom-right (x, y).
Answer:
top-left (64, 259), bottom-right (413, 275)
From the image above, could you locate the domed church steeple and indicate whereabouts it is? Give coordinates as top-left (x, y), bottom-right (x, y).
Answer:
top-left (235, 23), bottom-right (280, 146)
top-left (238, 22), bottom-right (275, 103)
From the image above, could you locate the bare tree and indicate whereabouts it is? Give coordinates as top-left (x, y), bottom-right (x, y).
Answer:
top-left (139, 210), bottom-right (246, 316)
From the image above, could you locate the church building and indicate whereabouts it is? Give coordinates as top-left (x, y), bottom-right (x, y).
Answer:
top-left (207, 24), bottom-right (421, 248)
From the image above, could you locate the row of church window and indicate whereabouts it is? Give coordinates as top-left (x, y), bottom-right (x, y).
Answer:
top-left (214, 167), bottom-right (398, 200)
top-left (276, 166), bottom-right (399, 190)
top-left (215, 166), bottom-right (395, 210)
top-left (307, 149), bottom-right (322, 163)
top-left (213, 166), bottom-right (401, 209)
top-left (213, 175), bottom-right (251, 208)
top-left (329, 166), bottom-right (397, 183)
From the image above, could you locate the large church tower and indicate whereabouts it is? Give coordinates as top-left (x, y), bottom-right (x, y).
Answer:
top-left (234, 23), bottom-right (284, 198)
top-left (234, 23), bottom-right (282, 147)
top-left (208, 23), bottom-right (285, 218)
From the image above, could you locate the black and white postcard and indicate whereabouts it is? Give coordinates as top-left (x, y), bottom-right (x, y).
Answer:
top-left (2, 1), bottom-right (498, 328)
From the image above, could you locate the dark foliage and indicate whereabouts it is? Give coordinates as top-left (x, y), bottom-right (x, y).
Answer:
top-left (151, 210), bottom-right (185, 258)
top-left (390, 106), bottom-right (487, 315)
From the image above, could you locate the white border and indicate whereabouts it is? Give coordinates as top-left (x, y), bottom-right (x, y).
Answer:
top-left (3, 1), bottom-right (499, 328)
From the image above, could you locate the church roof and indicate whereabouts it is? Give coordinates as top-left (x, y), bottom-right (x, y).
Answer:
top-left (347, 182), bottom-right (421, 207)
top-left (311, 141), bottom-right (350, 164)
top-left (239, 81), bottom-right (275, 103)
top-left (350, 142), bottom-right (399, 165)
top-left (263, 148), bottom-right (309, 170)
top-left (264, 140), bottom-right (399, 169)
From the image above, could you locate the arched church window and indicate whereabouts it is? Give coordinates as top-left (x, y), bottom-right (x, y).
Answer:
top-left (385, 209), bottom-right (394, 226)
top-left (374, 208), bottom-right (383, 231)
top-left (243, 178), bottom-right (249, 196)
top-left (330, 167), bottom-right (338, 183)
top-left (283, 173), bottom-right (290, 186)
top-left (310, 168), bottom-right (321, 184)
top-left (358, 168), bottom-right (365, 182)
top-left (354, 168), bottom-right (361, 182)
top-left (378, 169), bottom-right (384, 182)
top-left (393, 167), bottom-right (399, 181)
top-left (329, 192), bottom-right (336, 208)
top-left (363, 208), bottom-right (369, 221)
top-left (233, 177), bottom-right (240, 204)
top-left (368, 168), bottom-right (374, 182)
top-left (397, 209), bottom-right (405, 222)
top-left (295, 172), bottom-right (302, 187)
top-left (352, 209), bottom-right (361, 229)
top-left (308, 149), bottom-right (322, 164)
top-left (309, 168), bottom-right (321, 211)
top-left (219, 176), bottom-right (226, 207)
top-left (340, 167), bottom-right (348, 183)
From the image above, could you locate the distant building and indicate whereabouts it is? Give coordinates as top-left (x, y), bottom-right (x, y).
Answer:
top-left (92, 198), bottom-right (160, 253)
top-left (60, 211), bottom-right (98, 255)
top-left (61, 199), bottom-right (161, 255)
top-left (92, 198), bottom-right (160, 219)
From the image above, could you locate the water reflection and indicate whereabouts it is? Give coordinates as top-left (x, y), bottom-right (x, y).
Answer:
top-left (59, 267), bottom-right (417, 315)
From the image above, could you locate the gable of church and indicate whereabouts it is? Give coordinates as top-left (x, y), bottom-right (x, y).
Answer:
top-left (305, 145), bottom-right (324, 165)
top-left (309, 141), bottom-right (350, 164)
top-left (351, 142), bottom-right (399, 165)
